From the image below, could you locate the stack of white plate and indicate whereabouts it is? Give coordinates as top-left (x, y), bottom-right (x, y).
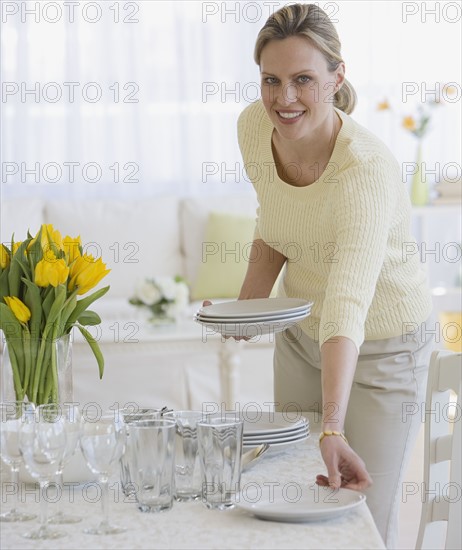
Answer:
top-left (242, 412), bottom-right (310, 450)
top-left (194, 298), bottom-right (312, 338)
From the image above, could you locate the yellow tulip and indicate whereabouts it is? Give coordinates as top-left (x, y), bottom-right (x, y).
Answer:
top-left (28, 224), bottom-right (51, 250)
top-left (69, 254), bottom-right (110, 295)
top-left (28, 224), bottom-right (63, 253)
top-left (63, 235), bottom-right (82, 264)
top-left (402, 116), bottom-right (416, 131)
top-left (48, 227), bottom-right (63, 251)
top-left (35, 251), bottom-right (70, 287)
top-left (4, 296), bottom-right (31, 323)
top-left (0, 244), bottom-right (10, 269)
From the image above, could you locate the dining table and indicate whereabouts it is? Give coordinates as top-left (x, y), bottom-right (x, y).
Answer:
top-left (0, 413), bottom-right (386, 550)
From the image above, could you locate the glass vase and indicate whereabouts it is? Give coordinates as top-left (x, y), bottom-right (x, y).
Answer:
top-left (1, 333), bottom-right (73, 406)
top-left (410, 140), bottom-right (429, 206)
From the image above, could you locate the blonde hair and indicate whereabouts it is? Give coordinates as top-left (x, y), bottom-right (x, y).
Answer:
top-left (254, 3), bottom-right (356, 114)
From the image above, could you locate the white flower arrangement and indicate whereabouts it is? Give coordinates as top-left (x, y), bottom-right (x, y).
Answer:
top-left (129, 275), bottom-right (189, 323)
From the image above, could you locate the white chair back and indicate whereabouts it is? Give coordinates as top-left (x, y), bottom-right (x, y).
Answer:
top-left (416, 350), bottom-right (462, 550)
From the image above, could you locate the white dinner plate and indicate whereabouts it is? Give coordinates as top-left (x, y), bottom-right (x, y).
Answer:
top-left (194, 313), bottom-right (308, 337)
top-left (195, 308), bottom-right (311, 324)
top-left (236, 486), bottom-right (366, 523)
top-left (197, 298), bottom-right (313, 319)
top-left (244, 422), bottom-right (310, 439)
top-left (244, 424), bottom-right (309, 443)
top-left (243, 430), bottom-right (310, 449)
top-left (243, 412), bottom-right (308, 436)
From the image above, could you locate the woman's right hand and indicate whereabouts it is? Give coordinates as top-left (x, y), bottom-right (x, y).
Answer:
top-left (316, 435), bottom-right (372, 491)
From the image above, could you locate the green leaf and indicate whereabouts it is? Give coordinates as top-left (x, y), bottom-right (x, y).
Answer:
top-left (0, 268), bottom-right (10, 303)
top-left (42, 285), bottom-right (66, 334)
top-left (77, 310), bottom-right (102, 326)
top-left (66, 286), bottom-right (110, 327)
top-left (60, 292), bottom-right (78, 333)
top-left (7, 239), bottom-right (32, 298)
top-left (77, 324), bottom-right (105, 379)
top-left (0, 304), bottom-right (26, 400)
top-left (8, 257), bottom-right (23, 300)
top-left (27, 227), bottom-right (43, 272)
top-left (0, 303), bottom-right (23, 339)
top-left (21, 278), bottom-right (43, 338)
top-left (42, 288), bottom-right (55, 322)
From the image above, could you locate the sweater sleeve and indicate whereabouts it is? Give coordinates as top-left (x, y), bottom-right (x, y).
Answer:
top-left (319, 159), bottom-right (397, 351)
top-left (237, 104), bottom-right (262, 241)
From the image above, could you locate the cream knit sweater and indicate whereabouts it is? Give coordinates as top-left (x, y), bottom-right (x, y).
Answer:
top-left (237, 100), bottom-right (433, 351)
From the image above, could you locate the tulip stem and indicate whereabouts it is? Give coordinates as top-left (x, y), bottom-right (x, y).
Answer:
top-left (22, 328), bottom-right (31, 397)
top-left (31, 326), bottom-right (50, 403)
top-left (51, 321), bottom-right (60, 403)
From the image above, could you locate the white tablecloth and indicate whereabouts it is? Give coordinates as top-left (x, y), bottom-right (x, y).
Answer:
top-left (1, 417), bottom-right (385, 550)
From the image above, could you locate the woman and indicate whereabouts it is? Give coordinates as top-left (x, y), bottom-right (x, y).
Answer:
top-left (235, 4), bottom-right (433, 548)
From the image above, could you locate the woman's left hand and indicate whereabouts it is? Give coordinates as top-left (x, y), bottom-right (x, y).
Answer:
top-left (316, 435), bottom-right (372, 491)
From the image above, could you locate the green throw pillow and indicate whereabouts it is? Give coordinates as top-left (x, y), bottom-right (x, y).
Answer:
top-left (192, 211), bottom-right (256, 300)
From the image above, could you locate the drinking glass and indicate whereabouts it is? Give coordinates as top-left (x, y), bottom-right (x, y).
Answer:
top-left (48, 403), bottom-right (82, 524)
top-left (0, 401), bottom-right (36, 522)
top-left (80, 412), bottom-right (126, 535)
top-left (119, 406), bottom-right (166, 497)
top-left (163, 410), bottom-right (204, 501)
top-left (197, 414), bottom-right (243, 510)
top-left (128, 419), bottom-right (176, 512)
top-left (19, 403), bottom-right (68, 539)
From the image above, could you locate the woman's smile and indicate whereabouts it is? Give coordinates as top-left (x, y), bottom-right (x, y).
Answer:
top-left (275, 110), bottom-right (307, 124)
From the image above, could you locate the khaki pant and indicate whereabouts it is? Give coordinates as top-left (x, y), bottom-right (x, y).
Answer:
top-left (273, 323), bottom-right (434, 549)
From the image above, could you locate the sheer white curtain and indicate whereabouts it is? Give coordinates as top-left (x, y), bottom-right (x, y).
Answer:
top-left (1, 1), bottom-right (460, 199)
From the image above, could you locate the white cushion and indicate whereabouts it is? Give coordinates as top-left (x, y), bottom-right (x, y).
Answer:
top-left (180, 194), bottom-right (258, 288)
top-left (1, 198), bottom-right (45, 245)
top-left (45, 197), bottom-right (183, 298)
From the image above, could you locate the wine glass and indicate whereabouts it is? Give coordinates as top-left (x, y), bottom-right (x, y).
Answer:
top-left (48, 403), bottom-right (82, 524)
top-left (80, 411), bottom-right (126, 535)
top-left (19, 403), bottom-right (68, 539)
top-left (0, 401), bottom-right (37, 522)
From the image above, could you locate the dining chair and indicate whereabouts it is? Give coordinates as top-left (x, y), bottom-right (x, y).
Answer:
top-left (415, 350), bottom-right (461, 550)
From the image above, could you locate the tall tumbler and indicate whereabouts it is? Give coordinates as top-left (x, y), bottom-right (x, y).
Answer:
top-left (197, 415), bottom-right (243, 510)
top-left (163, 410), bottom-right (203, 501)
top-left (119, 407), bottom-right (167, 497)
top-left (128, 419), bottom-right (176, 513)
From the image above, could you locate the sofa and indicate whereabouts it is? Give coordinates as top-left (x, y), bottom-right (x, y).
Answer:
top-left (1, 189), bottom-right (276, 413)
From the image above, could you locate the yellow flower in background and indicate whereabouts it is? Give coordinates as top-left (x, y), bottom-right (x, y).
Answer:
top-left (63, 235), bottom-right (82, 264)
top-left (0, 244), bottom-right (10, 269)
top-left (442, 84), bottom-right (457, 97)
top-left (35, 251), bottom-right (70, 287)
top-left (69, 254), bottom-right (110, 295)
top-left (402, 116), bottom-right (416, 131)
top-left (4, 296), bottom-right (31, 323)
top-left (377, 99), bottom-right (390, 111)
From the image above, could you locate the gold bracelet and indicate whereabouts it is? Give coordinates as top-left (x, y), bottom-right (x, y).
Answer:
top-left (319, 430), bottom-right (348, 445)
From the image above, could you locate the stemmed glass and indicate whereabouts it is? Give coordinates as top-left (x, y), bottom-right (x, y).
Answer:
top-left (0, 401), bottom-right (37, 522)
top-left (19, 403), bottom-right (68, 539)
top-left (80, 411), bottom-right (126, 535)
top-left (48, 403), bottom-right (82, 524)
